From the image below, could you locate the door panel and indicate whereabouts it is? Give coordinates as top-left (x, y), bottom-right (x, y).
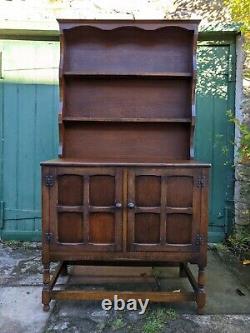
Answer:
top-left (127, 168), bottom-right (201, 252)
top-left (134, 213), bottom-right (161, 244)
top-left (135, 176), bottom-right (161, 206)
top-left (166, 214), bottom-right (192, 244)
top-left (89, 212), bottom-right (115, 243)
top-left (49, 167), bottom-right (123, 252)
top-left (89, 175), bottom-right (115, 206)
top-left (167, 176), bottom-right (193, 207)
top-left (58, 212), bottom-right (83, 243)
top-left (58, 175), bottom-right (83, 205)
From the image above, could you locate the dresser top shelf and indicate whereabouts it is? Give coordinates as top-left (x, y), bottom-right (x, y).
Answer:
top-left (41, 158), bottom-right (211, 168)
top-left (58, 19), bottom-right (200, 161)
top-left (63, 72), bottom-right (193, 78)
top-left (58, 19), bottom-right (201, 31)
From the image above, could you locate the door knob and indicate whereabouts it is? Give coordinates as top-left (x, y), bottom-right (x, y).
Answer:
top-left (127, 202), bottom-right (135, 209)
top-left (115, 202), bottom-right (122, 209)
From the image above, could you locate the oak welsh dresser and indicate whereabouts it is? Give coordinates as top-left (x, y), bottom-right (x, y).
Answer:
top-left (41, 19), bottom-right (211, 314)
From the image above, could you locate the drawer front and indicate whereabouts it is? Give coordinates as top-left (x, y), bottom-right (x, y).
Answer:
top-left (127, 167), bottom-right (204, 252)
top-left (43, 166), bottom-right (123, 252)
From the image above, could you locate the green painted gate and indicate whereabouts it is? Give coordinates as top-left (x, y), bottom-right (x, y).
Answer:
top-left (0, 35), bottom-right (235, 242)
top-left (0, 40), bottom-right (59, 240)
top-left (195, 36), bottom-right (235, 242)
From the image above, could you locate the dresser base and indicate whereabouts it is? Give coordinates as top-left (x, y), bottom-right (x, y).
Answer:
top-left (42, 261), bottom-right (206, 315)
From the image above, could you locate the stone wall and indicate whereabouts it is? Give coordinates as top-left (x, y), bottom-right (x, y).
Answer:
top-left (0, 0), bottom-right (235, 30)
top-left (235, 31), bottom-right (250, 233)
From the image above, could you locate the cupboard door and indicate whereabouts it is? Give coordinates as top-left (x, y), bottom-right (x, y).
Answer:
top-left (127, 168), bottom-right (201, 252)
top-left (49, 167), bottom-right (123, 252)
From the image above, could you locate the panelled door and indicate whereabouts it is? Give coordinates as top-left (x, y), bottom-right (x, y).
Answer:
top-left (48, 167), bottom-right (123, 252)
top-left (127, 168), bottom-right (202, 252)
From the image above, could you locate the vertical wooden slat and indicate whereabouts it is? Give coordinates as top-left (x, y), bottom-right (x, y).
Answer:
top-left (115, 168), bottom-right (123, 251)
top-left (192, 170), bottom-right (202, 249)
top-left (127, 169), bottom-right (135, 250)
top-left (200, 168), bottom-right (209, 267)
top-left (18, 84), bottom-right (36, 231)
top-left (50, 167), bottom-right (58, 244)
top-left (4, 84), bottom-right (18, 223)
top-left (35, 85), bottom-right (55, 210)
top-left (122, 168), bottom-right (128, 252)
top-left (59, 30), bottom-right (65, 157)
top-left (83, 175), bottom-right (89, 243)
top-left (190, 28), bottom-right (199, 159)
top-left (41, 166), bottom-right (50, 264)
top-left (160, 175), bottom-right (167, 245)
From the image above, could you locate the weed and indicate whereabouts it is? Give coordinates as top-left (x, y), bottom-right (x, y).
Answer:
top-left (226, 228), bottom-right (250, 259)
top-left (111, 317), bottom-right (125, 331)
top-left (143, 317), bottom-right (164, 333)
top-left (1, 240), bottom-right (41, 250)
top-left (143, 308), bottom-right (177, 333)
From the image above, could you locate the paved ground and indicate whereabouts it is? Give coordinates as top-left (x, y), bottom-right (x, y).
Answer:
top-left (0, 241), bottom-right (250, 333)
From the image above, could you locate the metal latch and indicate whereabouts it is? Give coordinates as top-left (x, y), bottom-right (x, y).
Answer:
top-left (195, 234), bottom-right (206, 247)
top-left (45, 232), bottom-right (53, 243)
top-left (44, 175), bottom-right (55, 187)
top-left (195, 176), bottom-right (207, 188)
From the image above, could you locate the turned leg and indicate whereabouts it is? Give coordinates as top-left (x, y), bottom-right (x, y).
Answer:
top-left (179, 263), bottom-right (187, 277)
top-left (196, 265), bottom-right (206, 315)
top-left (42, 263), bottom-right (51, 312)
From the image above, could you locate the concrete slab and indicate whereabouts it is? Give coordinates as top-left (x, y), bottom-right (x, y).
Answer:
top-left (0, 242), bottom-right (43, 286)
top-left (45, 303), bottom-right (250, 333)
top-left (202, 250), bottom-right (250, 314)
top-left (0, 286), bottom-right (52, 333)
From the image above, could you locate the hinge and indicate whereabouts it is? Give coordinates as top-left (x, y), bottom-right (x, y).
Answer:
top-left (0, 201), bottom-right (4, 229)
top-left (194, 234), bottom-right (206, 247)
top-left (45, 232), bottom-right (53, 243)
top-left (194, 175), bottom-right (207, 188)
top-left (44, 175), bottom-right (55, 187)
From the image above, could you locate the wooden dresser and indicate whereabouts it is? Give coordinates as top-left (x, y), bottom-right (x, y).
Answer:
top-left (41, 19), bottom-right (210, 314)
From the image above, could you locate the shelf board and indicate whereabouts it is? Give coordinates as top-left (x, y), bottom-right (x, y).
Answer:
top-left (62, 117), bottom-right (192, 123)
top-left (42, 158), bottom-right (211, 168)
top-left (63, 72), bottom-right (193, 78)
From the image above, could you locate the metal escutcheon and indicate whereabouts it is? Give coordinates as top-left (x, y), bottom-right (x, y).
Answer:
top-left (115, 202), bottom-right (122, 209)
top-left (127, 202), bottom-right (135, 209)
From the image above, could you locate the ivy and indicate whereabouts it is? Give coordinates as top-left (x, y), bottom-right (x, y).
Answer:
top-left (227, 111), bottom-right (250, 163)
top-left (224, 0), bottom-right (250, 32)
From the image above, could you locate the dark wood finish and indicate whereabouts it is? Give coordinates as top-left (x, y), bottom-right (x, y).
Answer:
top-left (52, 289), bottom-right (195, 302)
top-left (49, 167), bottom-right (123, 252)
top-left (42, 19), bottom-right (211, 314)
top-left (63, 26), bottom-right (194, 73)
top-left (63, 122), bottom-right (190, 160)
top-left (42, 159), bottom-right (210, 167)
top-left (127, 168), bottom-right (201, 252)
top-left (58, 19), bottom-right (199, 159)
top-left (64, 77), bottom-right (192, 119)
top-left (42, 260), bottom-right (205, 311)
